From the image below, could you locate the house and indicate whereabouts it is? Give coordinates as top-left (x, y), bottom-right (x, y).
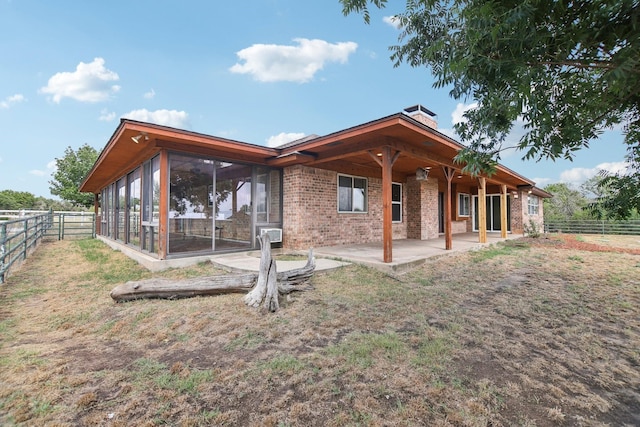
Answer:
top-left (79, 105), bottom-right (550, 267)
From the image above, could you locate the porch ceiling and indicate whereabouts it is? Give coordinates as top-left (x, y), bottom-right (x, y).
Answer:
top-left (273, 113), bottom-right (535, 190)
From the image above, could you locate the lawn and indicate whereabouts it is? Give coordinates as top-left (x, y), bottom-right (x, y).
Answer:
top-left (0, 236), bottom-right (638, 426)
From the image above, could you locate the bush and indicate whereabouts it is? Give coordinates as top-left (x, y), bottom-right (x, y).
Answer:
top-left (524, 219), bottom-right (541, 238)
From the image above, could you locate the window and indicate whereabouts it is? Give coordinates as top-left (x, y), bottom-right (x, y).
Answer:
top-left (458, 193), bottom-right (470, 217)
top-left (392, 183), bottom-right (402, 222)
top-left (338, 174), bottom-right (367, 212)
top-left (528, 195), bottom-right (540, 215)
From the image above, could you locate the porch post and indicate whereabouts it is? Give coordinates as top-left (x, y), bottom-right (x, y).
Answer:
top-left (442, 166), bottom-right (456, 250)
top-left (158, 150), bottom-right (169, 260)
top-left (477, 177), bottom-right (487, 243)
top-left (500, 184), bottom-right (508, 239)
top-left (382, 146), bottom-right (393, 263)
top-left (93, 193), bottom-right (100, 235)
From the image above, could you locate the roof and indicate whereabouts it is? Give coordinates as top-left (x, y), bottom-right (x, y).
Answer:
top-left (80, 110), bottom-right (541, 194)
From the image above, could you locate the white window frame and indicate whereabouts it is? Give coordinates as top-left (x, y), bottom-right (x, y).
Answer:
top-left (458, 193), bottom-right (470, 217)
top-left (337, 174), bottom-right (368, 213)
top-left (528, 195), bottom-right (539, 215)
top-left (392, 182), bottom-right (402, 223)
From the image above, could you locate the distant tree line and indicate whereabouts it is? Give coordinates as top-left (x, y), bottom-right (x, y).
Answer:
top-left (543, 176), bottom-right (639, 222)
top-left (0, 189), bottom-right (83, 211)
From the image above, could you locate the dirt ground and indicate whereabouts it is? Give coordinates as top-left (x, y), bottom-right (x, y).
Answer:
top-left (0, 234), bottom-right (638, 426)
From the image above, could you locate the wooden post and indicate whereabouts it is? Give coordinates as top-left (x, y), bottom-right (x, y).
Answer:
top-left (158, 150), bottom-right (169, 259)
top-left (94, 193), bottom-right (100, 235)
top-left (500, 184), bottom-right (508, 239)
top-left (382, 146), bottom-right (393, 263)
top-left (442, 166), bottom-right (456, 250)
top-left (477, 177), bottom-right (487, 243)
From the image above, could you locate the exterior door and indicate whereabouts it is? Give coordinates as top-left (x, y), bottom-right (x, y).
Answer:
top-left (473, 194), bottom-right (511, 232)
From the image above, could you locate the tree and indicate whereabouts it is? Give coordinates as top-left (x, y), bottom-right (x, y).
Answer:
top-left (590, 167), bottom-right (640, 219)
top-left (340, 1), bottom-right (640, 184)
top-left (49, 144), bottom-right (99, 208)
top-left (542, 183), bottom-right (590, 221)
top-left (0, 190), bottom-right (36, 210)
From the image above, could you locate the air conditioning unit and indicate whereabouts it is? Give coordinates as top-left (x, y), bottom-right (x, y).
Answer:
top-left (260, 228), bottom-right (283, 243)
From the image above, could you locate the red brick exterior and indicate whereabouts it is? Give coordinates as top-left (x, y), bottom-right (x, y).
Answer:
top-left (282, 165), bottom-right (540, 250)
top-left (283, 165), bottom-right (397, 249)
top-left (406, 176), bottom-right (440, 240)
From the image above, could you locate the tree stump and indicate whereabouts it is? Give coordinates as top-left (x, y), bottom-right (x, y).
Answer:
top-left (110, 233), bottom-right (315, 313)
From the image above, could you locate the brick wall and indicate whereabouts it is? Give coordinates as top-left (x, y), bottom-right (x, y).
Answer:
top-left (282, 165), bottom-right (408, 250)
top-left (406, 176), bottom-right (441, 239)
top-left (522, 193), bottom-right (545, 234)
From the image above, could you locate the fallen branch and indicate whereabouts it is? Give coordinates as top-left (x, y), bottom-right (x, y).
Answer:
top-left (110, 245), bottom-right (315, 304)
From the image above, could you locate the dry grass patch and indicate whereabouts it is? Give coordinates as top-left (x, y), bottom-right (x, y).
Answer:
top-left (0, 237), bottom-right (638, 426)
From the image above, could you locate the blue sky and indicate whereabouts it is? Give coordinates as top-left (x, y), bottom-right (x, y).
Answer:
top-left (0, 0), bottom-right (630, 198)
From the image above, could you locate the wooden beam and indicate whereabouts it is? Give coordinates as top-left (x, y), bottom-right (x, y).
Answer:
top-left (155, 139), bottom-right (268, 165)
top-left (442, 166), bottom-right (456, 250)
top-left (312, 160), bottom-right (406, 182)
top-left (477, 177), bottom-right (487, 243)
top-left (500, 184), bottom-right (508, 239)
top-left (367, 150), bottom-right (383, 167)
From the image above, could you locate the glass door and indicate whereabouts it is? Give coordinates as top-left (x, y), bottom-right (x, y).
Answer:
top-left (473, 194), bottom-right (511, 232)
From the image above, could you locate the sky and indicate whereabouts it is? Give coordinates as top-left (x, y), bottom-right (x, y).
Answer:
top-left (0, 0), bottom-right (631, 199)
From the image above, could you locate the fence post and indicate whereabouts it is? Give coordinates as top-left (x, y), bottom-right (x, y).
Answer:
top-left (58, 213), bottom-right (63, 240)
top-left (0, 223), bottom-right (6, 284)
top-left (602, 220), bottom-right (605, 236)
top-left (22, 218), bottom-right (28, 261)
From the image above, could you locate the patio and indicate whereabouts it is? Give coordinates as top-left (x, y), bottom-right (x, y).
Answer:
top-left (311, 232), bottom-right (523, 273)
top-left (212, 232), bottom-right (524, 275)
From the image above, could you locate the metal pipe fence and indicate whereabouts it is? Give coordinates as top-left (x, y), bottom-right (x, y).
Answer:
top-left (0, 211), bottom-right (96, 283)
top-left (544, 220), bottom-right (640, 235)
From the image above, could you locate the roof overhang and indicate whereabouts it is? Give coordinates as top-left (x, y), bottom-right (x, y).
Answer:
top-left (81, 114), bottom-right (540, 194)
top-left (80, 119), bottom-right (279, 193)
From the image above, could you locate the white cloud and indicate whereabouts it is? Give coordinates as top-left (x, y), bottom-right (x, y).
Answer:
top-left (30, 160), bottom-right (57, 177)
top-left (532, 177), bottom-right (553, 188)
top-left (230, 38), bottom-right (358, 83)
top-left (0, 93), bottom-right (26, 109)
top-left (266, 132), bottom-right (306, 147)
top-left (451, 102), bottom-right (478, 126)
top-left (122, 108), bottom-right (190, 128)
top-left (144, 88), bottom-right (156, 99)
top-left (383, 15), bottom-right (401, 29)
top-left (559, 161), bottom-right (630, 187)
top-left (99, 109), bottom-right (116, 121)
top-left (39, 57), bottom-right (120, 103)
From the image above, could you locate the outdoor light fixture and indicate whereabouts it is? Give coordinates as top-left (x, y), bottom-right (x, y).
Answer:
top-left (131, 132), bottom-right (149, 144)
top-left (416, 167), bottom-right (430, 181)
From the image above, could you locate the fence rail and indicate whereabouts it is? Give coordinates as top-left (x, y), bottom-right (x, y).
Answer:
top-left (0, 211), bottom-right (96, 283)
top-left (545, 220), bottom-right (640, 235)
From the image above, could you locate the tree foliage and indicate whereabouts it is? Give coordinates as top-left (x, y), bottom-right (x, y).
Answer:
top-left (341, 0), bottom-right (640, 216)
top-left (342, 0), bottom-right (639, 161)
top-left (0, 190), bottom-right (36, 210)
top-left (49, 144), bottom-right (99, 208)
top-left (0, 190), bottom-right (78, 211)
top-left (542, 183), bottom-right (589, 220)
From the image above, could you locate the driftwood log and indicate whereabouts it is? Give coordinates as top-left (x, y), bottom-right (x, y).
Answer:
top-left (110, 234), bottom-right (314, 312)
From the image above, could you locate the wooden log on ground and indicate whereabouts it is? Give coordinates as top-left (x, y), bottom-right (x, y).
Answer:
top-left (110, 273), bottom-right (258, 301)
top-left (110, 242), bottom-right (315, 303)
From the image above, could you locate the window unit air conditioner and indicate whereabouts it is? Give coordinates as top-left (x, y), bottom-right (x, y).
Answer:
top-left (260, 228), bottom-right (283, 243)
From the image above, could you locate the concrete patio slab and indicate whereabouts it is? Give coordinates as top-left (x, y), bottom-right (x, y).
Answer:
top-left (310, 233), bottom-right (523, 274)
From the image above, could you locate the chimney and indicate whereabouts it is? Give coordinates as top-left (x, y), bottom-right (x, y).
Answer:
top-left (404, 105), bottom-right (437, 129)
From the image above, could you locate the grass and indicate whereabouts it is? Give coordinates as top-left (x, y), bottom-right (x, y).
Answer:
top-left (0, 237), bottom-right (639, 426)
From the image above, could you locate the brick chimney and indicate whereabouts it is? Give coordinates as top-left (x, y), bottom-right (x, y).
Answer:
top-left (404, 105), bottom-right (437, 129)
